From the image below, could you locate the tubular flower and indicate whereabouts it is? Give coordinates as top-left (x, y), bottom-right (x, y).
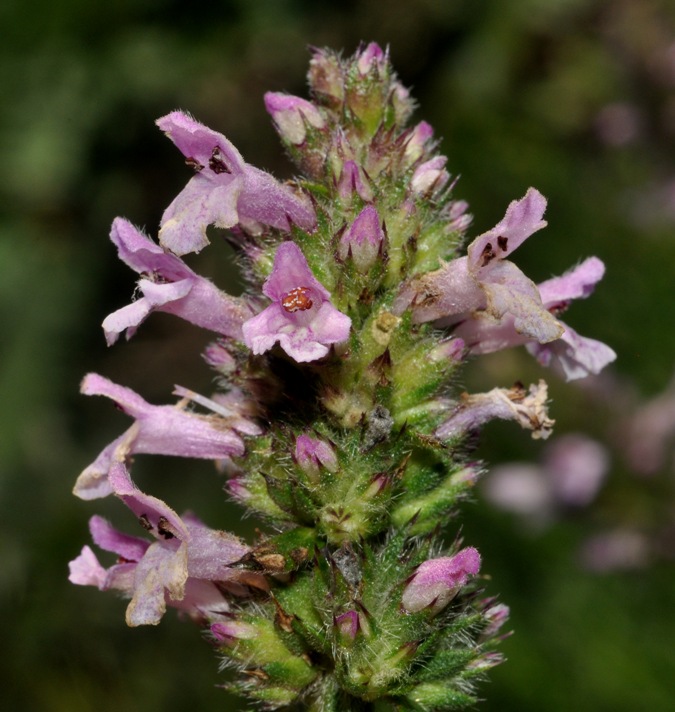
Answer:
top-left (396, 188), bottom-right (564, 346)
top-left (242, 241), bottom-right (351, 362)
top-left (402, 548), bottom-right (482, 614)
top-left (74, 374), bottom-right (246, 500)
top-left (455, 256), bottom-right (616, 380)
top-left (102, 218), bottom-right (254, 345)
top-left (157, 111), bottom-right (316, 255)
top-left (69, 462), bottom-right (253, 626)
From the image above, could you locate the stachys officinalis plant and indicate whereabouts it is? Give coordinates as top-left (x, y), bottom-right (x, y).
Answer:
top-left (69, 43), bottom-right (615, 711)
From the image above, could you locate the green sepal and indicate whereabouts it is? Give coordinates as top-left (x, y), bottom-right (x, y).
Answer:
top-left (252, 527), bottom-right (318, 573)
top-left (405, 682), bottom-right (477, 710)
top-left (416, 649), bottom-right (479, 682)
top-left (392, 468), bottom-right (470, 534)
top-left (263, 474), bottom-right (318, 525)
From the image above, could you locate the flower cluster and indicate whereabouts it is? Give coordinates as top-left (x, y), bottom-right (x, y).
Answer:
top-left (70, 43), bottom-right (614, 710)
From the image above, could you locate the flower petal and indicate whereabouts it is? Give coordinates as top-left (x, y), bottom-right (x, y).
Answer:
top-left (526, 324), bottom-right (617, 381)
top-left (437, 380), bottom-right (555, 440)
top-left (467, 188), bottom-right (547, 274)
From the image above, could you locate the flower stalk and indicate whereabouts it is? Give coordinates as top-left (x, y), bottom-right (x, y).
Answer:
top-left (69, 43), bottom-right (615, 710)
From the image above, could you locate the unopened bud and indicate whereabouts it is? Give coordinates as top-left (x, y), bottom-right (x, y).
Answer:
top-left (295, 434), bottom-right (338, 480)
top-left (430, 337), bottom-right (465, 363)
top-left (356, 42), bottom-right (386, 75)
top-left (202, 340), bottom-right (236, 373)
top-left (403, 121), bottom-right (434, 165)
top-left (481, 602), bottom-right (510, 640)
top-left (446, 199), bottom-right (472, 232)
top-left (308, 49), bottom-right (344, 107)
top-left (264, 92), bottom-right (325, 145)
top-left (338, 205), bottom-right (384, 271)
top-left (211, 620), bottom-right (257, 645)
top-left (337, 160), bottom-right (373, 202)
top-left (410, 156), bottom-right (449, 195)
top-left (335, 610), bottom-right (360, 646)
top-left (402, 547), bottom-right (481, 614)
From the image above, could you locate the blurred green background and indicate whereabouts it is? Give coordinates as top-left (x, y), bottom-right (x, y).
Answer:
top-left (2, 0), bottom-right (674, 710)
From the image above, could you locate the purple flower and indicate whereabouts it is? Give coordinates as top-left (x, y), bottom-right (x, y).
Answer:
top-left (156, 111), bottom-right (316, 255)
top-left (455, 256), bottom-right (616, 380)
top-left (437, 380), bottom-right (555, 441)
top-left (264, 92), bottom-right (325, 145)
top-left (402, 547), bottom-right (481, 614)
top-left (242, 242), bottom-right (351, 362)
top-left (396, 189), bottom-right (564, 347)
top-left (338, 205), bottom-right (384, 271)
top-left (102, 218), bottom-right (254, 345)
top-left (455, 257), bottom-right (616, 379)
top-left (74, 374), bottom-right (246, 500)
top-left (526, 258), bottom-right (616, 379)
top-left (69, 462), bottom-right (253, 626)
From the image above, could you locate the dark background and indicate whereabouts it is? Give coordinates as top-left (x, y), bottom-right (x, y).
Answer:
top-left (2, 1), bottom-right (674, 710)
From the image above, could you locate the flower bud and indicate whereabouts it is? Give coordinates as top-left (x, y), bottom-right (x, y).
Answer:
top-left (410, 156), bottom-right (449, 195)
top-left (226, 476), bottom-right (251, 504)
top-left (295, 434), bottom-right (338, 480)
top-left (335, 610), bottom-right (359, 646)
top-left (337, 160), bottom-right (373, 202)
top-left (338, 205), bottom-right (384, 271)
top-left (446, 199), bottom-right (472, 232)
top-left (402, 547), bottom-right (481, 614)
top-left (264, 92), bottom-right (325, 145)
top-left (429, 337), bottom-right (465, 364)
top-left (202, 340), bottom-right (236, 374)
top-left (480, 602), bottom-right (510, 640)
top-left (403, 121), bottom-right (434, 165)
top-left (356, 42), bottom-right (386, 75)
top-left (211, 620), bottom-right (257, 645)
top-left (308, 48), bottom-right (344, 107)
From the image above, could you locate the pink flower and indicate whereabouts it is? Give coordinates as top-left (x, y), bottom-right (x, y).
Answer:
top-left (402, 547), bottom-right (481, 614)
top-left (455, 256), bottom-right (616, 380)
top-left (356, 42), bottom-right (386, 74)
top-left (156, 111), bottom-right (316, 255)
top-left (410, 156), bottom-right (449, 195)
top-left (334, 610), bottom-right (360, 644)
top-left (69, 462), bottom-right (252, 626)
top-left (74, 374), bottom-right (247, 500)
top-left (102, 218), bottom-right (254, 345)
top-left (242, 242), bottom-right (351, 362)
top-left (396, 189), bottom-right (564, 347)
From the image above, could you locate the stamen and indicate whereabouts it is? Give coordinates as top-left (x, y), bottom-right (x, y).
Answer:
top-left (281, 287), bottom-right (313, 312)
